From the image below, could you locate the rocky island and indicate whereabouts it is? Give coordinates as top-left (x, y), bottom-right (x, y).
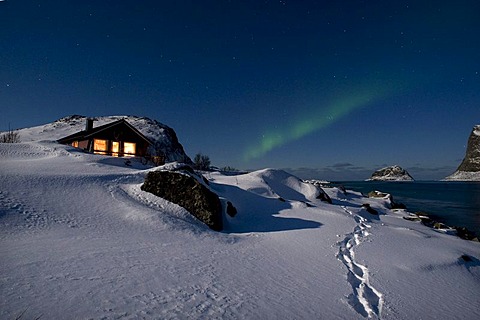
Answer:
top-left (367, 165), bottom-right (414, 181)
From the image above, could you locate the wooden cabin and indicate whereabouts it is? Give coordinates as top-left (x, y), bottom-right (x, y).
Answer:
top-left (58, 118), bottom-right (153, 158)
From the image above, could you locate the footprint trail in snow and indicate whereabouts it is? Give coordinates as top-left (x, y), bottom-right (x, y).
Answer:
top-left (337, 206), bottom-right (383, 318)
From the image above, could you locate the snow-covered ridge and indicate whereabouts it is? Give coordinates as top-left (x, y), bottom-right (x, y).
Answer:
top-left (444, 171), bottom-right (480, 181)
top-left (8, 115), bottom-right (191, 163)
top-left (1, 139), bottom-right (479, 319)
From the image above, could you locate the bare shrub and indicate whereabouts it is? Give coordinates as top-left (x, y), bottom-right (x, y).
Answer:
top-left (0, 129), bottom-right (21, 143)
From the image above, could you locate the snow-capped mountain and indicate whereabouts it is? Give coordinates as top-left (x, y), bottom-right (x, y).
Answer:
top-left (366, 165), bottom-right (414, 181)
top-left (445, 125), bottom-right (480, 181)
top-left (9, 115), bottom-right (192, 163)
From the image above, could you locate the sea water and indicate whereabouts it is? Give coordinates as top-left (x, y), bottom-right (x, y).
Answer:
top-left (338, 181), bottom-right (480, 237)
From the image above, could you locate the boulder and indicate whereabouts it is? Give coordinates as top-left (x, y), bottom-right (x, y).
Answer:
top-left (367, 190), bottom-right (405, 209)
top-left (454, 227), bottom-right (479, 241)
top-left (433, 222), bottom-right (449, 229)
top-left (368, 190), bottom-right (390, 198)
top-left (141, 170), bottom-right (223, 231)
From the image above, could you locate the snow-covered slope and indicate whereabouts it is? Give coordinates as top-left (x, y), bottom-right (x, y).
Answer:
top-left (367, 165), bottom-right (414, 181)
top-left (1, 142), bottom-right (479, 319)
top-left (8, 115), bottom-right (191, 163)
top-left (445, 125), bottom-right (480, 181)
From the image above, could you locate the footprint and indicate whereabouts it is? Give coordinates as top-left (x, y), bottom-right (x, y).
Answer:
top-left (337, 206), bottom-right (384, 318)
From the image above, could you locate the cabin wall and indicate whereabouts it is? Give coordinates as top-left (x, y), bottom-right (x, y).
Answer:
top-left (60, 121), bottom-right (152, 157)
top-left (78, 140), bottom-right (89, 150)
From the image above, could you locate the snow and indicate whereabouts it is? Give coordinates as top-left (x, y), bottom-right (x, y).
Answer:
top-left (8, 115), bottom-right (190, 163)
top-left (1, 138), bottom-right (480, 318)
top-left (444, 170), bottom-right (480, 181)
top-left (474, 125), bottom-right (480, 136)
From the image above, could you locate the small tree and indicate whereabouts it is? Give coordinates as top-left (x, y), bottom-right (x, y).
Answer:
top-left (194, 152), bottom-right (211, 170)
top-left (194, 153), bottom-right (202, 169)
top-left (220, 166), bottom-right (239, 172)
top-left (0, 128), bottom-right (20, 143)
top-left (201, 155), bottom-right (210, 170)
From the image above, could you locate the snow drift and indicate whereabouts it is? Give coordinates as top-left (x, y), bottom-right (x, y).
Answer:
top-left (1, 122), bottom-right (479, 319)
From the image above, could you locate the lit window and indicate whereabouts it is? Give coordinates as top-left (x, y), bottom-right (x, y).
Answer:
top-left (123, 142), bottom-right (136, 156)
top-left (93, 139), bottom-right (108, 155)
top-left (111, 141), bottom-right (119, 157)
top-left (72, 141), bottom-right (79, 148)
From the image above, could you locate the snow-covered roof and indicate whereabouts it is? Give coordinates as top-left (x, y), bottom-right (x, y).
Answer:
top-left (57, 118), bottom-right (153, 145)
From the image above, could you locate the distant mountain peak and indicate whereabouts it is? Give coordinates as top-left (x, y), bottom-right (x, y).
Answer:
top-left (445, 124), bottom-right (480, 181)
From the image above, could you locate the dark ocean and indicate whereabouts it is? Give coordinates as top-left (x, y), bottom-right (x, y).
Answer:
top-left (337, 181), bottom-right (480, 237)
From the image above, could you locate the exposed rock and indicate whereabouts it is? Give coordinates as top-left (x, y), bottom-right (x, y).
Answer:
top-left (390, 201), bottom-right (407, 210)
top-left (361, 203), bottom-right (378, 215)
top-left (368, 190), bottom-right (390, 198)
top-left (303, 179), bottom-right (332, 188)
top-left (316, 189), bottom-right (333, 204)
top-left (403, 212), bottom-right (479, 241)
top-left (367, 165), bottom-right (414, 181)
top-left (303, 180), bottom-right (334, 203)
top-left (403, 216), bottom-right (422, 222)
top-left (414, 212), bottom-right (435, 227)
top-left (226, 201), bottom-right (237, 217)
top-left (368, 190), bottom-right (406, 210)
top-left (454, 227), bottom-right (479, 241)
top-left (445, 125), bottom-right (480, 181)
top-left (304, 202), bottom-right (314, 208)
top-left (434, 222), bottom-right (449, 229)
top-left (141, 170), bottom-right (223, 231)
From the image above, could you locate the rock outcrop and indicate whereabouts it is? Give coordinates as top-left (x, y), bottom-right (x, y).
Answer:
top-left (141, 169), bottom-right (223, 231)
top-left (367, 190), bottom-right (406, 209)
top-left (367, 165), bottom-right (414, 181)
top-left (445, 125), bottom-right (480, 181)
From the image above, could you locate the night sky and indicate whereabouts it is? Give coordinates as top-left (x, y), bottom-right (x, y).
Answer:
top-left (1, 0), bottom-right (479, 180)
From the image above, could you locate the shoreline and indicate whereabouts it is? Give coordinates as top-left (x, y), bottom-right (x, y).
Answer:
top-left (331, 181), bottom-right (480, 241)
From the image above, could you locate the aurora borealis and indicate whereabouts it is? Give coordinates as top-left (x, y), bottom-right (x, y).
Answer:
top-left (1, 0), bottom-right (479, 180)
top-left (244, 88), bottom-right (387, 161)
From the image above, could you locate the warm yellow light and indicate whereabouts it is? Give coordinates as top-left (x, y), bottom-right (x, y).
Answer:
top-left (72, 141), bottom-right (79, 148)
top-left (93, 139), bottom-right (108, 155)
top-left (123, 142), bottom-right (136, 156)
top-left (111, 141), bottom-right (119, 157)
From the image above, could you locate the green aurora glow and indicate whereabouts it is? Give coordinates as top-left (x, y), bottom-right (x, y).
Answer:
top-left (243, 89), bottom-right (388, 162)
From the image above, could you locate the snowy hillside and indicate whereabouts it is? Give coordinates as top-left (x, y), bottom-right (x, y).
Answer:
top-left (1, 141), bottom-right (479, 319)
top-left (8, 115), bottom-right (191, 163)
